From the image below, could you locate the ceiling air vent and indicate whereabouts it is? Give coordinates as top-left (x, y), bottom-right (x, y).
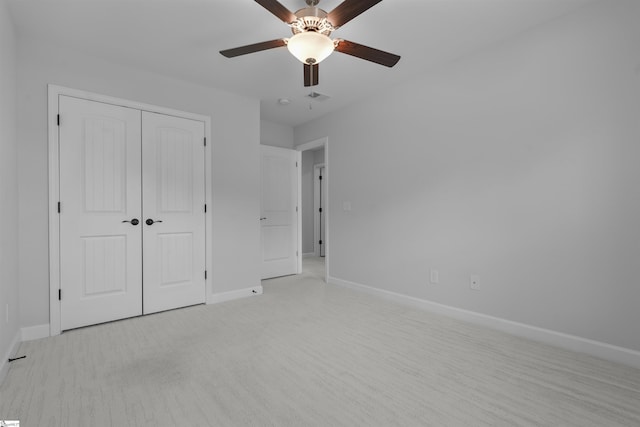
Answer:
top-left (306, 91), bottom-right (330, 101)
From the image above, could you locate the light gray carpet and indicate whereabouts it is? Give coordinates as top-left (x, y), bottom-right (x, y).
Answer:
top-left (302, 255), bottom-right (325, 281)
top-left (1, 258), bottom-right (639, 426)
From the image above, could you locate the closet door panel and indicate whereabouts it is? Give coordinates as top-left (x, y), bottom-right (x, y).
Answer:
top-left (142, 112), bottom-right (206, 314)
top-left (59, 96), bottom-right (143, 330)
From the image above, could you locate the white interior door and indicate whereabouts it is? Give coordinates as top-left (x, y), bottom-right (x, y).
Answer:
top-left (142, 112), bottom-right (206, 314)
top-left (59, 96), bottom-right (143, 331)
top-left (261, 145), bottom-right (299, 279)
top-left (319, 166), bottom-right (326, 257)
top-left (314, 165), bottom-right (326, 257)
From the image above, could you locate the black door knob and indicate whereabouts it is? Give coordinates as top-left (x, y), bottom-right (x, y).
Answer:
top-left (146, 218), bottom-right (163, 226)
top-left (122, 218), bottom-right (139, 225)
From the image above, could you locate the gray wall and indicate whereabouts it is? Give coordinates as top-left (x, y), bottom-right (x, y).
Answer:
top-left (260, 120), bottom-right (294, 149)
top-left (314, 149), bottom-right (324, 165)
top-left (17, 39), bottom-right (262, 328)
top-left (0, 0), bottom-right (20, 369)
top-left (295, 0), bottom-right (640, 352)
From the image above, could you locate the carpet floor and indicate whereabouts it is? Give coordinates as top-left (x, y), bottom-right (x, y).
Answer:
top-left (1, 258), bottom-right (639, 426)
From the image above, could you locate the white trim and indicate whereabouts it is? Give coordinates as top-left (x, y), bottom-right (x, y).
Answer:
top-left (328, 275), bottom-right (640, 370)
top-left (296, 138), bottom-right (327, 152)
top-left (0, 330), bottom-right (21, 385)
top-left (296, 137), bottom-right (329, 281)
top-left (204, 109), bottom-right (214, 305)
top-left (209, 286), bottom-right (263, 304)
top-left (48, 85), bottom-right (61, 336)
top-left (296, 151), bottom-right (302, 274)
top-left (48, 85), bottom-right (213, 334)
top-left (21, 324), bottom-right (51, 342)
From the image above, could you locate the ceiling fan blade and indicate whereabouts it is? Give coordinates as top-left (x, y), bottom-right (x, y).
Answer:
top-left (255, 0), bottom-right (297, 24)
top-left (334, 39), bottom-right (400, 67)
top-left (220, 39), bottom-right (287, 58)
top-left (327, 0), bottom-right (382, 28)
top-left (304, 63), bottom-right (319, 87)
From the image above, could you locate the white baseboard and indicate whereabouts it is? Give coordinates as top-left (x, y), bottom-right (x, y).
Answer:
top-left (302, 252), bottom-right (316, 258)
top-left (328, 276), bottom-right (640, 370)
top-left (0, 330), bottom-right (22, 385)
top-left (208, 285), bottom-right (263, 304)
top-left (21, 324), bottom-right (50, 342)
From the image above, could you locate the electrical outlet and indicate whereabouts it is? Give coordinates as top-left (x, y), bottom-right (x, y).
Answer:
top-left (430, 269), bottom-right (439, 284)
top-left (470, 275), bottom-right (480, 290)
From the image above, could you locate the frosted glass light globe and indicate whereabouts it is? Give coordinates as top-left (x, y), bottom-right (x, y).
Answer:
top-left (287, 32), bottom-right (334, 64)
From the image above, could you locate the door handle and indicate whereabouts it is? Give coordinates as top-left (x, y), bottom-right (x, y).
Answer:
top-left (146, 218), bottom-right (163, 226)
top-left (260, 217), bottom-right (267, 221)
top-left (122, 218), bottom-right (139, 225)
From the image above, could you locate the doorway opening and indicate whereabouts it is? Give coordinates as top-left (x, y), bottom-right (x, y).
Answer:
top-left (297, 137), bottom-right (328, 282)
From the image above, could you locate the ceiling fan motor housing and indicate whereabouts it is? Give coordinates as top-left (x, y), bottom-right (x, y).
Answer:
top-left (291, 7), bottom-right (335, 36)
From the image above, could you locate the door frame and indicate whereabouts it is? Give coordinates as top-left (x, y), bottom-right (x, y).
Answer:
top-left (313, 163), bottom-right (325, 257)
top-left (296, 137), bottom-right (329, 280)
top-left (48, 85), bottom-right (212, 336)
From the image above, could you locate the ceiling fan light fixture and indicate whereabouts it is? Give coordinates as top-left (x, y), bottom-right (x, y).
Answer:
top-left (287, 31), bottom-right (334, 65)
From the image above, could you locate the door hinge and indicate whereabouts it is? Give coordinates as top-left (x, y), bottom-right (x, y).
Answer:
top-left (296, 251), bottom-right (299, 257)
top-left (57, 114), bottom-right (60, 126)
top-left (296, 206), bottom-right (298, 212)
top-left (319, 175), bottom-right (322, 180)
top-left (319, 240), bottom-right (323, 245)
top-left (204, 137), bottom-right (207, 147)
top-left (319, 207), bottom-right (322, 213)
top-left (204, 204), bottom-right (207, 213)
top-left (58, 289), bottom-right (62, 300)
top-left (57, 201), bottom-right (61, 213)
top-left (205, 270), bottom-right (207, 280)
top-left (296, 161), bottom-right (298, 167)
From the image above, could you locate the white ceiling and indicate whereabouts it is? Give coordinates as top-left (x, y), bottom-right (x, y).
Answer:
top-left (8, 0), bottom-right (595, 127)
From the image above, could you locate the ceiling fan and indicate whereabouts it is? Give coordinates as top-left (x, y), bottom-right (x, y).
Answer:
top-left (220, 0), bottom-right (401, 87)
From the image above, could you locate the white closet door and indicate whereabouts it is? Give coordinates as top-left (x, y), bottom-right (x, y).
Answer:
top-left (261, 145), bottom-right (299, 279)
top-left (142, 112), bottom-right (206, 314)
top-left (59, 96), bottom-right (143, 331)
